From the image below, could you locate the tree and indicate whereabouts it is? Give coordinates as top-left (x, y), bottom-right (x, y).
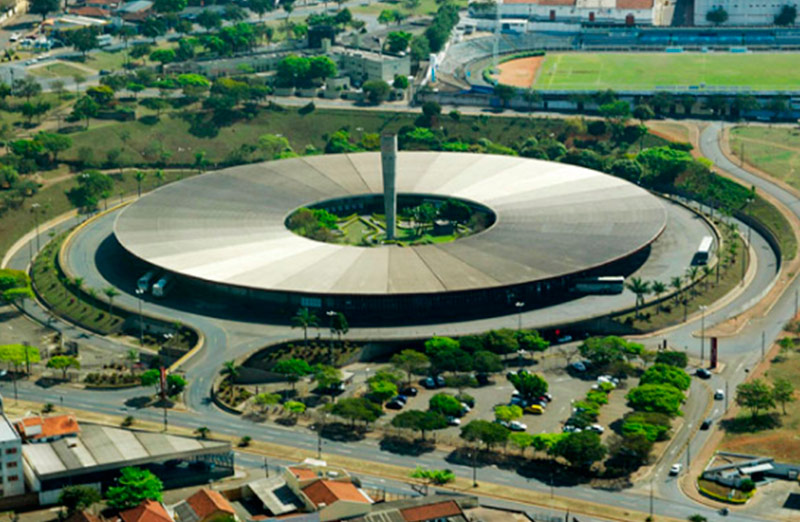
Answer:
top-left (391, 349), bottom-right (429, 384)
top-left (166, 374), bottom-right (186, 396)
top-left (29, 0), bottom-right (60, 20)
top-left (429, 392), bottom-right (462, 417)
top-left (775, 5), bottom-right (797, 25)
top-left (410, 34), bottom-right (430, 62)
top-left (633, 104), bottom-right (654, 125)
top-left (153, 0), bottom-right (186, 13)
top-left (391, 410), bottom-right (447, 440)
top-left (579, 336), bottom-right (644, 369)
top-left (0, 344), bottom-right (41, 374)
top-left (655, 350), bottom-right (688, 368)
top-left (106, 467), bottom-right (163, 509)
top-left (36, 132), bottom-right (72, 164)
top-left (59, 485), bottom-right (101, 516)
top-left (273, 358), bottom-right (312, 390)
top-left (47, 355), bottom-right (80, 380)
top-left (386, 31), bottom-right (412, 53)
top-left (221, 360), bottom-right (239, 401)
top-left (313, 364), bottom-right (342, 393)
top-left (71, 96), bottom-right (99, 129)
top-left (129, 43), bottom-right (152, 66)
top-left (626, 384), bottom-right (684, 416)
top-left (410, 467), bottom-right (454, 494)
top-left (141, 17), bottom-right (166, 43)
top-left (149, 49), bottom-right (176, 71)
top-left (473, 350), bottom-right (503, 376)
top-left (249, 0), bottom-right (274, 19)
top-left (460, 419), bottom-right (509, 450)
top-left (393, 75), bottom-right (409, 90)
top-left (103, 286), bottom-right (120, 315)
top-left (309, 56), bottom-right (337, 82)
top-left (134, 170), bottom-right (147, 198)
top-left (494, 405), bottom-right (523, 423)
top-left (12, 77), bottom-right (42, 102)
top-left (640, 364), bottom-right (690, 391)
top-left (626, 276), bottom-right (651, 317)
top-left (197, 9), bottom-right (223, 31)
top-left (331, 311), bottom-right (348, 342)
top-left (493, 84), bottom-right (516, 108)
top-left (291, 308), bottom-right (318, 348)
top-left (254, 392), bottom-right (280, 412)
top-left (508, 372), bottom-right (548, 400)
top-left (735, 379), bottom-right (775, 418)
top-left (140, 368), bottom-right (160, 393)
top-left (706, 7), bottom-right (728, 24)
top-left (284, 400), bottom-right (306, 417)
top-left (772, 378), bottom-right (795, 415)
top-left (362, 80), bottom-right (391, 104)
top-left (195, 426), bottom-right (210, 439)
top-left (67, 26), bottom-right (99, 57)
top-left (329, 397), bottom-right (383, 426)
top-left (369, 379), bottom-right (397, 405)
top-left (550, 431), bottom-right (606, 470)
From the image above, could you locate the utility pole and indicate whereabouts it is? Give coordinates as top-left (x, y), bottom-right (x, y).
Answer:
top-left (725, 380), bottom-right (729, 412)
top-left (515, 301), bottom-right (524, 331)
top-left (649, 479), bottom-right (654, 518)
top-left (472, 448), bottom-right (478, 488)
top-left (700, 306), bottom-right (707, 364)
top-left (264, 457), bottom-right (269, 478)
top-left (686, 436), bottom-right (691, 468)
top-left (163, 404), bottom-right (168, 431)
top-left (135, 289), bottom-right (145, 345)
top-left (795, 287), bottom-right (798, 318)
top-left (31, 203), bottom-right (41, 253)
top-left (761, 330), bottom-right (766, 359)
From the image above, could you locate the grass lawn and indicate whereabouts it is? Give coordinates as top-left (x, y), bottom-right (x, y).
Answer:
top-left (351, 0), bottom-right (466, 16)
top-left (719, 343), bottom-right (800, 464)
top-left (532, 52), bottom-right (800, 91)
top-left (730, 126), bottom-right (800, 190)
top-left (28, 61), bottom-right (94, 79)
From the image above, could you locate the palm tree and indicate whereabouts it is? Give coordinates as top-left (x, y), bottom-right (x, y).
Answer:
top-left (686, 266), bottom-right (700, 295)
top-left (221, 360), bottom-right (239, 401)
top-left (154, 169), bottom-right (164, 187)
top-left (103, 286), bottom-right (120, 315)
top-left (291, 308), bottom-right (318, 348)
top-left (127, 349), bottom-right (139, 374)
top-left (670, 276), bottom-right (683, 305)
top-left (651, 280), bottom-right (666, 313)
top-left (702, 266), bottom-right (713, 290)
top-left (72, 277), bottom-right (84, 294)
top-left (626, 277), bottom-right (650, 318)
top-left (134, 171), bottom-right (147, 197)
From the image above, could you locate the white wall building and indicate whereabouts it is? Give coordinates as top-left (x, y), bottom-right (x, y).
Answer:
top-left (694, 0), bottom-right (797, 26)
top-left (472, 0), bottom-right (661, 26)
top-left (0, 400), bottom-right (25, 498)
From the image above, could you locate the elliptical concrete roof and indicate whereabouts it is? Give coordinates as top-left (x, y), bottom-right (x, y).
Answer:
top-left (114, 152), bottom-right (667, 296)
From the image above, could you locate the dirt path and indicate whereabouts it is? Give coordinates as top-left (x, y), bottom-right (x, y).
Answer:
top-left (496, 56), bottom-right (544, 89)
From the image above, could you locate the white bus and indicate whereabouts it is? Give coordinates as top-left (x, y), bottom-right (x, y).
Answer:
top-left (151, 275), bottom-right (175, 298)
top-left (137, 271), bottom-right (157, 293)
top-left (692, 236), bottom-right (714, 265)
top-left (573, 276), bottom-right (625, 295)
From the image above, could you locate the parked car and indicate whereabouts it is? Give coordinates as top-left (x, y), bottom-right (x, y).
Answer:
top-left (385, 399), bottom-right (404, 410)
top-left (394, 395), bottom-right (408, 404)
top-left (460, 403), bottom-right (471, 415)
top-left (670, 463), bottom-right (682, 476)
top-left (494, 419), bottom-right (510, 428)
top-left (511, 397), bottom-right (530, 408)
top-left (597, 375), bottom-right (620, 386)
top-left (562, 424), bottom-right (582, 433)
top-left (9, 33), bottom-right (20, 42)
top-left (714, 389), bottom-right (725, 400)
top-left (447, 416), bottom-right (461, 426)
top-left (696, 368), bottom-right (712, 379)
top-left (509, 420), bottom-right (527, 432)
top-left (476, 373), bottom-right (490, 385)
top-left (586, 424), bottom-right (604, 434)
top-left (400, 386), bottom-right (418, 397)
top-left (524, 404), bottom-right (544, 415)
top-left (569, 361), bottom-right (587, 372)
top-left (700, 418), bottom-right (713, 430)
top-left (422, 376), bottom-right (445, 389)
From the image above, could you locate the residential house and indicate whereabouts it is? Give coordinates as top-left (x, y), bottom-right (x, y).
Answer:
top-left (119, 499), bottom-right (173, 522)
top-left (15, 414), bottom-right (80, 444)
top-left (172, 488), bottom-right (236, 522)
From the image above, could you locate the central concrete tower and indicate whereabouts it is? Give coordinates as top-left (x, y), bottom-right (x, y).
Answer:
top-left (381, 133), bottom-right (398, 240)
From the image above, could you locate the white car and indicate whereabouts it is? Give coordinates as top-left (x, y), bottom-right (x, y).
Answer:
top-left (563, 425), bottom-right (582, 433)
top-left (9, 33), bottom-right (20, 42)
top-left (670, 463), bottom-right (682, 476)
top-left (587, 424), bottom-right (604, 434)
top-left (509, 421), bottom-right (527, 431)
top-left (597, 375), bottom-right (620, 386)
top-left (714, 389), bottom-right (725, 400)
top-left (446, 416), bottom-right (461, 426)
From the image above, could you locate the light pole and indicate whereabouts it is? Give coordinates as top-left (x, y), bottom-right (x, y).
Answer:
top-left (725, 380), bottom-right (729, 412)
top-left (699, 305), bottom-right (707, 364)
top-left (471, 448), bottom-right (478, 487)
top-left (31, 202), bottom-right (41, 254)
top-left (327, 310), bottom-right (336, 365)
top-left (135, 289), bottom-right (145, 346)
top-left (514, 301), bottom-right (524, 331)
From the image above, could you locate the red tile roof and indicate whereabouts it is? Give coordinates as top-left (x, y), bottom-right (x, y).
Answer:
top-left (120, 500), bottom-right (172, 522)
top-left (400, 500), bottom-right (463, 522)
top-left (288, 467), bottom-right (317, 481)
top-left (616, 0), bottom-right (653, 7)
top-left (16, 415), bottom-right (80, 441)
top-left (185, 489), bottom-right (234, 520)
top-left (70, 6), bottom-right (111, 17)
top-left (302, 480), bottom-right (371, 507)
top-left (503, 0), bottom-right (576, 5)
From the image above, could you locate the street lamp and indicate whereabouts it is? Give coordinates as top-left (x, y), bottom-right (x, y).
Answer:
top-left (699, 305), bottom-right (707, 365)
top-left (514, 301), bottom-right (524, 331)
top-left (327, 310), bottom-right (336, 365)
top-left (135, 288), bottom-right (145, 346)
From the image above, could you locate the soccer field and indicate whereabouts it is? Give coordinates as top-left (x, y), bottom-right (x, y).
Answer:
top-left (531, 52), bottom-right (800, 91)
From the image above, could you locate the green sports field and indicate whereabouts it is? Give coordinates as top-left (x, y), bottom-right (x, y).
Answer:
top-left (531, 52), bottom-right (800, 91)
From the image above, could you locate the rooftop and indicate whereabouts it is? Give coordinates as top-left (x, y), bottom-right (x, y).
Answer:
top-left (22, 423), bottom-right (230, 481)
top-left (400, 500), bottom-right (463, 522)
top-left (302, 480), bottom-right (372, 507)
top-left (288, 467), bottom-right (317, 481)
top-left (181, 488), bottom-right (235, 521)
top-left (16, 414), bottom-right (80, 441)
top-left (0, 412), bottom-right (19, 443)
top-left (120, 500), bottom-right (173, 522)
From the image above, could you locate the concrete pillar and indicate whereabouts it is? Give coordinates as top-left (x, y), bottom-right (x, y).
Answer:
top-left (381, 134), bottom-right (397, 240)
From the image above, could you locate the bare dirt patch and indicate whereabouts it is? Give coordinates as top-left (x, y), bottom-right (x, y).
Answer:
top-left (496, 56), bottom-right (544, 88)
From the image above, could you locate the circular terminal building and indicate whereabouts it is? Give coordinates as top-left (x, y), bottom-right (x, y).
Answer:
top-left (113, 151), bottom-right (667, 321)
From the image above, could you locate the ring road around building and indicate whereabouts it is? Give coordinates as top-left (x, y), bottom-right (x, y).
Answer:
top-left (113, 152), bottom-right (668, 322)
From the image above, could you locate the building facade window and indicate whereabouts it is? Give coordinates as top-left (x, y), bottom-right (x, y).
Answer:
top-left (4, 449), bottom-right (16, 455)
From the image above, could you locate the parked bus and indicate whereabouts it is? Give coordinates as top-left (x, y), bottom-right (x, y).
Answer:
top-left (137, 271), bottom-right (157, 293)
top-left (692, 236), bottom-right (714, 265)
top-left (151, 274), bottom-right (175, 298)
top-left (572, 276), bottom-right (625, 295)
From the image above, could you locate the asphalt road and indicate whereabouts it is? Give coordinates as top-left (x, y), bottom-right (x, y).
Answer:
top-left (1, 122), bottom-right (789, 521)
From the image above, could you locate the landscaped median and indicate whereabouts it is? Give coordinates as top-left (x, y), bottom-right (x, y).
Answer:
top-left (697, 477), bottom-right (755, 504)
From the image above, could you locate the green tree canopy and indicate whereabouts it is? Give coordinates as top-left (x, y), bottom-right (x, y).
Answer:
top-left (59, 485), bottom-right (101, 515)
top-left (508, 372), bottom-right (548, 400)
top-left (313, 364), bottom-right (343, 391)
top-left (772, 378), bottom-right (796, 415)
top-left (494, 405), bottom-right (523, 423)
top-left (362, 80), bottom-right (391, 104)
top-left (516, 330), bottom-right (549, 353)
top-left (47, 355), bottom-right (80, 379)
top-left (482, 328), bottom-right (519, 355)
top-left (736, 379), bottom-right (775, 418)
top-left (639, 363), bottom-right (691, 391)
top-left (654, 350), bottom-right (688, 368)
top-left (329, 397), bottom-right (383, 425)
top-left (391, 410), bottom-right (447, 440)
top-left (429, 393), bottom-right (462, 417)
top-left (0, 344), bottom-right (41, 366)
top-left (473, 351), bottom-right (503, 375)
top-left (578, 336), bottom-right (644, 369)
top-left (106, 467), bottom-right (163, 509)
top-left (391, 349), bottom-right (429, 384)
top-left (369, 379), bottom-right (398, 404)
top-left (273, 358), bottom-right (312, 384)
top-left (460, 419), bottom-right (509, 449)
top-left (550, 431), bottom-right (607, 470)
top-left (626, 384), bottom-right (684, 416)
